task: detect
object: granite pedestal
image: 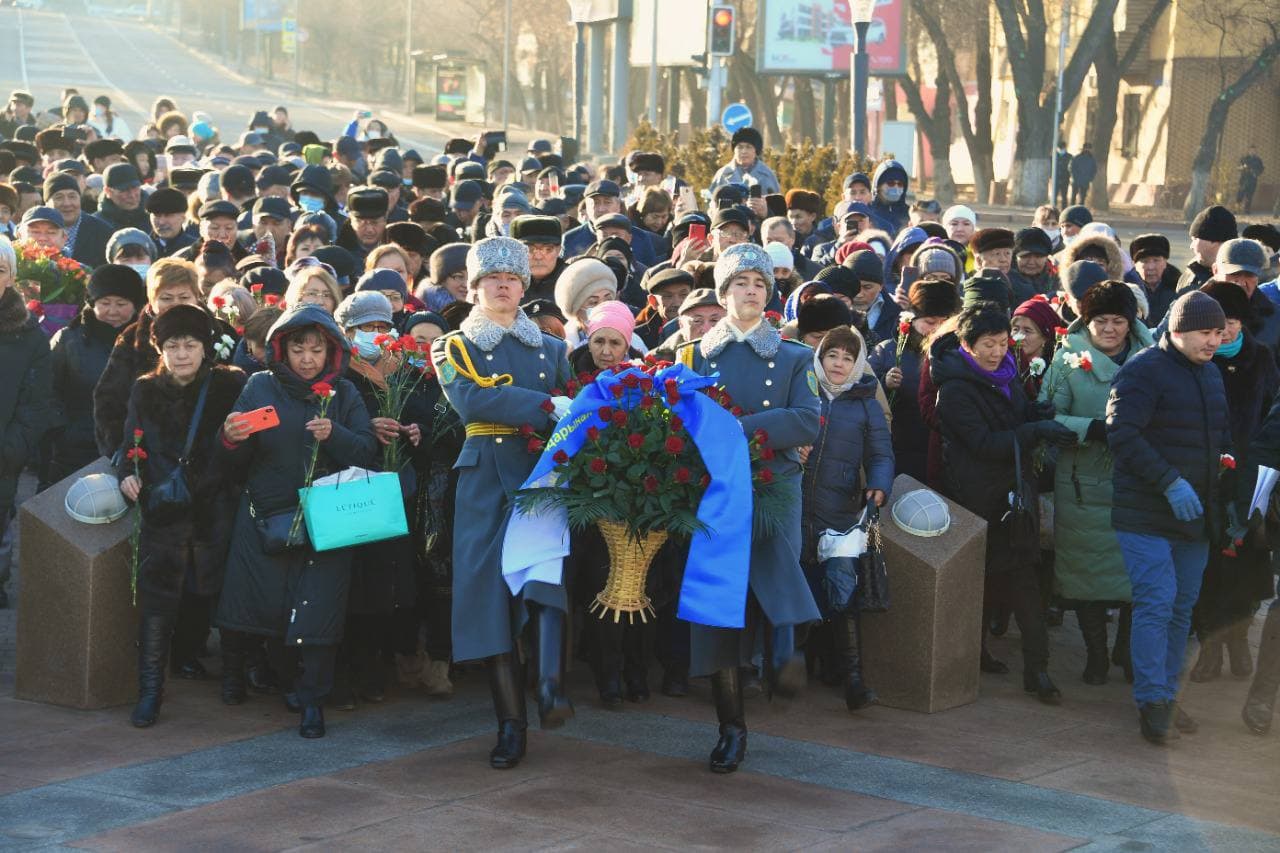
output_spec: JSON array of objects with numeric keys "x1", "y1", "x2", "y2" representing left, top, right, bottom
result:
[
  {"x1": 15, "y1": 458, "x2": 137, "y2": 708},
  {"x1": 860, "y1": 474, "x2": 986, "y2": 713}
]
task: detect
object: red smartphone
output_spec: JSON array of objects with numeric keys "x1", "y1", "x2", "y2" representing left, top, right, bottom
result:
[
  {"x1": 688, "y1": 223, "x2": 707, "y2": 243},
  {"x1": 235, "y1": 406, "x2": 280, "y2": 436}
]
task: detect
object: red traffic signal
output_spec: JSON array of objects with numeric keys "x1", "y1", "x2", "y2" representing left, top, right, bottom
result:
[{"x1": 709, "y1": 5, "x2": 735, "y2": 56}]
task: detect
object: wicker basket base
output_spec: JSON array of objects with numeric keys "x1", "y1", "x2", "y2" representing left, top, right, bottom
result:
[{"x1": 590, "y1": 519, "x2": 669, "y2": 624}]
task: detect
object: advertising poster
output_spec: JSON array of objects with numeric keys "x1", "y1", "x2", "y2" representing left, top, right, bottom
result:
[
  {"x1": 757, "y1": 0, "x2": 907, "y2": 76},
  {"x1": 436, "y1": 67, "x2": 468, "y2": 121}
]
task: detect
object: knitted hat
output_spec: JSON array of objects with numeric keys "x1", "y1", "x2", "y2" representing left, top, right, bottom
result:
[
  {"x1": 714, "y1": 243, "x2": 776, "y2": 301},
  {"x1": 909, "y1": 277, "x2": 960, "y2": 319},
  {"x1": 585, "y1": 300, "x2": 636, "y2": 342},
  {"x1": 151, "y1": 304, "x2": 214, "y2": 357},
  {"x1": 105, "y1": 228, "x2": 157, "y2": 263},
  {"x1": 429, "y1": 243, "x2": 470, "y2": 285},
  {"x1": 1078, "y1": 280, "x2": 1138, "y2": 327},
  {"x1": 843, "y1": 249, "x2": 884, "y2": 285},
  {"x1": 1242, "y1": 223, "x2": 1280, "y2": 254},
  {"x1": 1199, "y1": 280, "x2": 1250, "y2": 322},
  {"x1": 815, "y1": 264, "x2": 860, "y2": 300},
  {"x1": 784, "y1": 189, "x2": 823, "y2": 217},
  {"x1": 403, "y1": 310, "x2": 451, "y2": 336},
  {"x1": 466, "y1": 236, "x2": 529, "y2": 288},
  {"x1": 355, "y1": 268, "x2": 408, "y2": 302},
  {"x1": 1014, "y1": 227, "x2": 1053, "y2": 257},
  {"x1": 1168, "y1": 290, "x2": 1226, "y2": 333},
  {"x1": 1061, "y1": 205, "x2": 1092, "y2": 228},
  {"x1": 336, "y1": 291, "x2": 394, "y2": 330},
  {"x1": 765, "y1": 241, "x2": 794, "y2": 272},
  {"x1": 910, "y1": 242, "x2": 963, "y2": 281},
  {"x1": 970, "y1": 227, "x2": 1015, "y2": 256},
  {"x1": 961, "y1": 270, "x2": 1012, "y2": 312},
  {"x1": 1012, "y1": 298, "x2": 1060, "y2": 341},
  {"x1": 87, "y1": 264, "x2": 145, "y2": 308},
  {"x1": 555, "y1": 257, "x2": 617, "y2": 318},
  {"x1": 1189, "y1": 205, "x2": 1238, "y2": 243},
  {"x1": 1063, "y1": 260, "x2": 1110, "y2": 303},
  {"x1": 43, "y1": 172, "x2": 79, "y2": 199},
  {"x1": 1129, "y1": 233, "x2": 1171, "y2": 262},
  {"x1": 797, "y1": 294, "x2": 853, "y2": 339},
  {"x1": 942, "y1": 205, "x2": 976, "y2": 225}
]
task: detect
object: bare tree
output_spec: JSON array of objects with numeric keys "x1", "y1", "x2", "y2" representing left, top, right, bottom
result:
[{"x1": 898, "y1": 22, "x2": 955, "y2": 202}]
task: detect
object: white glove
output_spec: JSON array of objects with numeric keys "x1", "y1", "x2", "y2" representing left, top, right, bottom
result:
[{"x1": 550, "y1": 395, "x2": 572, "y2": 422}]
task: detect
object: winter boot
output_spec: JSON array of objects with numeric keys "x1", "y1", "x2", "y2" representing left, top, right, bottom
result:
[
  {"x1": 1112, "y1": 605, "x2": 1134, "y2": 683},
  {"x1": 622, "y1": 623, "x2": 650, "y2": 703},
  {"x1": 487, "y1": 653, "x2": 528, "y2": 769},
  {"x1": 709, "y1": 667, "x2": 747, "y2": 773},
  {"x1": 535, "y1": 604, "x2": 574, "y2": 728},
  {"x1": 1226, "y1": 620, "x2": 1254, "y2": 678},
  {"x1": 245, "y1": 639, "x2": 279, "y2": 693},
  {"x1": 1189, "y1": 631, "x2": 1224, "y2": 682},
  {"x1": 220, "y1": 630, "x2": 249, "y2": 705},
  {"x1": 837, "y1": 613, "x2": 878, "y2": 710},
  {"x1": 130, "y1": 614, "x2": 172, "y2": 728},
  {"x1": 1243, "y1": 606, "x2": 1280, "y2": 735},
  {"x1": 1138, "y1": 701, "x2": 1171, "y2": 745},
  {"x1": 980, "y1": 639, "x2": 1009, "y2": 674},
  {"x1": 592, "y1": 618, "x2": 624, "y2": 708},
  {"x1": 1077, "y1": 603, "x2": 1111, "y2": 686}
]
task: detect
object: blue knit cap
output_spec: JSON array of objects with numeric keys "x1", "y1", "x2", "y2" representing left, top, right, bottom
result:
[{"x1": 355, "y1": 267, "x2": 408, "y2": 301}]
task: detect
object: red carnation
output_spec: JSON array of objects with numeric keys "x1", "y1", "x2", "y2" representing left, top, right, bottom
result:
[
  {"x1": 597, "y1": 405, "x2": 614, "y2": 421},
  {"x1": 374, "y1": 333, "x2": 394, "y2": 348},
  {"x1": 264, "y1": 294, "x2": 281, "y2": 307},
  {"x1": 212, "y1": 296, "x2": 226, "y2": 309},
  {"x1": 1220, "y1": 453, "x2": 1237, "y2": 471},
  {"x1": 1054, "y1": 326, "x2": 1068, "y2": 337},
  {"x1": 311, "y1": 381, "x2": 334, "y2": 399},
  {"x1": 587, "y1": 426, "x2": 601, "y2": 441},
  {"x1": 627, "y1": 433, "x2": 645, "y2": 449},
  {"x1": 664, "y1": 435, "x2": 685, "y2": 454},
  {"x1": 589, "y1": 457, "x2": 607, "y2": 474},
  {"x1": 540, "y1": 399, "x2": 555, "y2": 413},
  {"x1": 611, "y1": 410, "x2": 628, "y2": 427},
  {"x1": 133, "y1": 428, "x2": 144, "y2": 440},
  {"x1": 527, "y1": 437, "x2": 544, "y2": 453},
  {"x1": 551, "y1": 387, "x2": 564, "y2": 397},
  {"x1": 518, "y1": 423, "x2": 534, "y2": 437},
  {"x1": 553, "y1": 449, "x2": 570, "y2": 464},
  {"x1": 610, "y1": 384, "x2": 624, "y2": 399},
  {"x1": 758, "y1": 468, "x2": 774, "y2": 484},
  {"x1": 675, "y1": 467, "x2": 691, "y2": 484},
  {"x1": 250, "y1": 283, "x2": 264, "y2": 294},
  {"x1": 897, "y1": 320, "x2": 911, "y2": 336},
  {"x1": 643, "y1": 474, "x2": 659, "y2": 493}
]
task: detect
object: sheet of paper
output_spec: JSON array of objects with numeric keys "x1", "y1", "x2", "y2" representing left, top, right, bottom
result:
[{"x1": 1249, "y1": 466, "x2": 1279, "y2": 517}]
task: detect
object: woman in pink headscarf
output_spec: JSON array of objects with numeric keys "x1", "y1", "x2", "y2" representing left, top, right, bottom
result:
[{"x1": 569, "y1": 300, "x2": 644, "y2": 377}]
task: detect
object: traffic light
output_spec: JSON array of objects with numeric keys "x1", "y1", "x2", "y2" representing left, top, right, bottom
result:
[{"x1": 709, "y1": 5, "x2": 736, "y2": 56}]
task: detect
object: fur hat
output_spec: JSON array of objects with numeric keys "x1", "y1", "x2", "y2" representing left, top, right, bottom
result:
[
  {"x1": 555, "y1": 257, "x2": 617, "y2": 318},
  {"x1": 88, "y1": 264, "x2": 145, "y2": 309},
  {"x1": 815, "y1": 264, "x2": 859, "y2": 300},
  {"x1": 1189, "y1": 205, "x2": 1238, "y2": 244},
  {"x1": 784, "y1": 189, "x2": 823, "y2": 217},
  {"x1": 797, "y1": 294, "x2": 853, "y2": 339},
  {"x1": 1199, "y1": 280, "x2": 1250, "y2": 322},
  {"x1": 1014, "y1": 227, "x2": 1053, "y2": 257},
  {"x1": 730, "y1": 127, "x2": 764, "y2": 154},
  {"x1": 429, "y1": 243, "x2": 470, "y2": 286},
  {"x1": 1063, "y1": 260, "x2": 1110, "y2": 304},
  {"x1": 714, "y1": 243, "x2": 775, "y2": 301},
  {"x1": 151, "y1": 304, "x2": 214, "y2": 357},
  {"x1": 1129, "y1": 233, "x2": 1171, "y2": 262},
  {"x1": 961, "y1": 270, "x2": 1012, "y2": 312},
  {"x1": 1078, "y1": 280, "x2": 1138, "y2": 327},
  {"x1": 909, "y1": 277, "x2": 960, "y2": 319},
  {"x1": 970, "y1": 227, "x2": 1015, "y2": 256},
  {"x1": 466, "y1": 236, "x2": 529, "y2": 288},
  {"x1": 1168, "y1": 290, "x2": 1226, "y2": 333}
]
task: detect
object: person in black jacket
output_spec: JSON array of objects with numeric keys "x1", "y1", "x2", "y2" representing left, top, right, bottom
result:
[
  {"x1": 1069, "y1": 145, "x2": 1097, "y2": 206},
  {"x1": 0, "y1": 238, "x2": 55, "y2": 609},
  {"x1": 43, "y1": 172, "x2": 114, "y2": 269},
  {"x1": 116, "y1": 306, "x2": 246, "y2": 727},
  {"x1": 1243, "y1": 401, "x2": 1280, "y2": 735},
  {"x1": 931, "y1": 303, "x2": 1075, "y2": 703},
  {"x1": 1106, "y1": 291, "x2": 1232, "y2": 744},
  {"x1": 1129, "y1": 234, "x2": 1181, "y2": 328},
  {"x1": 46, "y1": 265, "x2": 144, "y2": 486}
]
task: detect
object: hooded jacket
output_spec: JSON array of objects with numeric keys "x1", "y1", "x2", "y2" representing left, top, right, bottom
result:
[
  {"x1": 1058, "y1": 234, "x2": 1125, "y2": 287},
  {"x1": 869, "y1": 159, "x2": 910, "y2": 236}
]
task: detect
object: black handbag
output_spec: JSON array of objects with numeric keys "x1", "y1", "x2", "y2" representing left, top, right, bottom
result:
[
  {"x1": 143, "y1": 376, "x2": 210, "y2": 526},
  {"x1": 1001, "y1": 436, "x2": 1041, "y2": 566},
  {"x1": 249, "y1": 499, "x2": 308, "y2": 555},
  {"x1": 855, "y1": 503, "x2": 891, "y2": 613}
]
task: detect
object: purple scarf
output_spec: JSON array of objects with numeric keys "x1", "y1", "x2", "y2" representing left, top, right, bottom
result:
[{"x1": 959, "y1": 347, "x2": 1018, "y2": 399}]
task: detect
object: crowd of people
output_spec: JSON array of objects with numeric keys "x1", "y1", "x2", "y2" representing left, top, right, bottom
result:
[{"x1": 1, "y1": 87, "x2": 1279, "y2": 772}]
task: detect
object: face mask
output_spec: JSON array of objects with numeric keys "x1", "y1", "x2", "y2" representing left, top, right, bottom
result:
[
  {"x1": 881, "y1": 186, "x2": 904, "y2": 203},
  {"x1": 95, "y1": 107, "x2": 106, "y2": 118},
  {"x1": 1063, "y1": 232, "x2": 1078, "y2": 248},
  {"x1": 366, "y1": 132, "x2": 384, "y2": 140},
  {"x1": 1042, "y1": 228, "x2": 1061, "y2": 243},
  {"x1": 298, "y1": 194, "x2": 324, "y2": 213},
  {"x1": 352, "y1": 329, "x2": 389, "y2": 361},
  {"x1": 126, "y1": 263, "x2": 150, "y2": 279},
  {"x1": 253, "y1": 126, "x2": 271, "y2": 134}
]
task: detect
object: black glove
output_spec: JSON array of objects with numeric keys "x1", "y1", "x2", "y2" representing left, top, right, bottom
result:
[
  {"x1": 1028, "y1": 400, "x2": 1056, "y2": 422},
  {"x1": 1085, "y1": 419, "x2": 1107, "y2": 443},
  {"x1": 1036, "y1": 420, "x2": 1079, "y2": 447},
  {"x1": 1016, "y1": 421, "x2": 1042, "y2": 446}
]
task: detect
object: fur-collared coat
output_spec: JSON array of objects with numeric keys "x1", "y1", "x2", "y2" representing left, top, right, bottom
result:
[{"x1": 115, "y1": 364, "x2": 246, "y2": 610}]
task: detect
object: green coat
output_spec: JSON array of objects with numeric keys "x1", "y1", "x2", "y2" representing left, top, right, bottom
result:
[{"x1": 1040, "y1": 318, "x2": 1154, "y2": 602}]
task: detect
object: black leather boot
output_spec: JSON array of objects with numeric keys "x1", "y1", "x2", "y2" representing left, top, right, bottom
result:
[
  {"x1": 709, "y1": 667, "x2": 747, "y2": 773},
  {"x1": 131, "y1": 614, "x2": 172, "y2": 728},
  {"x1": 980, "y1": 640, "x2": 1009, "y2": 674},
  {"x1": 246, "y1": 639, "x2": 279, "y2": 694},
  {"x1": 1023, "y1": 669, "x2": 1062, "y2": 705},
  {"x1": 220, "y1": 631, "x2": 248, "y2": 706},
  {"x1": 488, "y1": 653, "x2": 528, "y2": 769},
  {"x1": 1243, "y1": 606, "x2": 1280, "y2": 735},
  {"x1": 592, "y1": 618, "x2": 624, "y2": 708},
  {"x1": 1077, "y1": 603, "x2": 1110, "y2": 686},
  {"x1": 1226, "y1": 621, "x2": 1254, "y2": 678},
  {"x1": 837, "y1": 613, "x2": 878, "y2": 711},
  {"x1": 1138, "y1": 701, "x2": 1171, "y2": 745},
  {"x1": 1190, "y1": 631, "x2": 1224, "y2": 682},
  {"x1": 622, "y1": 624, "x2": 650, "y2": 703},
  {"x1": 1112, "y1": 605, "x2": 1134, "y2": 683},
  {"x1": 299, "y1": 704, "x2": 325, "y2": 738},
  {"x1": 535, "y1": 605, "x2": 574, "y2": 728}
]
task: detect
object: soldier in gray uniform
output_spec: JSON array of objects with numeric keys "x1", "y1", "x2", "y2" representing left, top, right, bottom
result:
[
  {"x1": 676, "y1": 243, "x2": 822, "y2": 773},
  {"x1": 431, "y1": 237, "x2": 573, "y2": 769}
]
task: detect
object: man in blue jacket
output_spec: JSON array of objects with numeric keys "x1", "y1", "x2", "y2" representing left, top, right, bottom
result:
[
  {"x1": 1106, "y1": 291, "x2": 1231, "y2": 745},
  {"x1": 868, "y1": 159, "x2": 910, "y2": 236}
]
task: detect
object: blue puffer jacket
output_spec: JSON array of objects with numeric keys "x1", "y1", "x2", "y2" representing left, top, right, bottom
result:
[
  {"x1": 801, "y1": 372, "x2": 895, "y2": 562},
  {"x1": 1106, "y1": 332, "x2": 1231, "y2": 541}
]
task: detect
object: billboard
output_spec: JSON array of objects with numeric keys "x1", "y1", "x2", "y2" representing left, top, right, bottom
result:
[
  {"x1": 241, "y1": 0, "x2": 288, "y2": 31},
  {"x1": 756, "y1": 0, "x2": 908, "y2": 76},
  {"x1": 628, "y1": 0, "x2": 708, "y2": 68}
]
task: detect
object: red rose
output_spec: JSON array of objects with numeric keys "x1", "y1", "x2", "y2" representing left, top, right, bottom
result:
[
  {"x1": 628, "y1": 433, "x2": 645, "y2": 449},
  {"x1": 643, "y1": 474, "x2": 659, "y2": 493},
  {"x1": 621, "y1": 373, "x2": 640, "y2": 388},
  {"x1": 587, "y1": 426, "x2": 601, "y2": 441},
  {"x1": 639, "y1": 377, "x2": 653, "y2": 392},
  {"x1": 731, "y1": 406, "x2": 743, "y2": 417},
  {"x1": 566, "y1": 380, "x2": 580, "y2": 396},
  {"x1": 553, "y1": 449, "x2": 570, "y2": 464},
  {"x1": 527, "y1": 437, "x2": 544, "y2": 453},
  {"x1": 664, "y1": 435, "x2": 684, "y2": 454},
  {"x1": 597, "y1": 406, "x2": 614, "y2": 421},
  {"x1": 759, "y1": 468, "x2": 774, "y2": 484},
  {"x1": 551, "y1": 387, "x2": 564, "y2": 397},
  {"x1": 754, "y1": 429, "x2": 769, "y2": 445},
  {"x1": 699, "y1": 473, "x2": 711, "y2": 488},
  {"x1": 250, "y1": 283, "x2": 264, "y2": 294},
  {"x1": 540, "y1": 399, "x2": 555, "y2": 413},
  {"x1": 640, "y1": 395, "x2": 655, "y2": 410},
  {"x1": 589, "y1": 458, "x2": 607, "y2": 474},
  {"x1": 611, "y1": 410, "x2": 628, "y2": 427},
  {"x1": 610, "y1": 384, "x2": 625, "y2": 399},
  {"x1": 212, "y1": 296, "x2": 226, "y2": 309},
  {"x1": 578, "y1": 372, "x2": 595, "y2": 385},
  {"x1": 761, "y1": 447, "x2": 775, "y2": 460},
  {"x1": 518, "y1": 423, "x2": 534, "y2": 437},
  {"x1": 664, "y1": 378, "x2": 678, "y2": 393},
  {"x1": 675, "y1": 467, "x2": 691, "y2": 484},
  {"x1": 670, "y1": 415, "x2": 683, "y2": 431},
  {"x1": 133, "y1": 428, "x2": 144, "y2": 440}
]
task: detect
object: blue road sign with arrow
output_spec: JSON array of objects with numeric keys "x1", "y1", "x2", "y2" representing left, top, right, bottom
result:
[{"x1": 721, "y1": 103, "x2": 753, "y2": 135}]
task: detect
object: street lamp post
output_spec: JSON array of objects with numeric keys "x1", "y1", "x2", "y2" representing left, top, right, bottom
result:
[
  {"x1": 850, "y1": 0, "x2": 875, "y2": 157},
  {"x1": 568, "y1": 0, "x2": 593, "y2": 147}
]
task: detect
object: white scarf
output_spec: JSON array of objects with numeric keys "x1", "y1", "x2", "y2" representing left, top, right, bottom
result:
[{"x1": 813, "y1": 327, "x2": 868, "y2": 399}]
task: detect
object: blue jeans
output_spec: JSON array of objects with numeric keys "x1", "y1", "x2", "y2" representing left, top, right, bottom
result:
[{"x1": 1116, "y1": 531, "x2": 1209, "y2": 705}]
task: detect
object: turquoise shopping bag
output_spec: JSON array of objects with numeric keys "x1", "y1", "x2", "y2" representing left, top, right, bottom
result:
[{"x1": 299, "y1": 468, "x2": 408, "y2": 551}]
